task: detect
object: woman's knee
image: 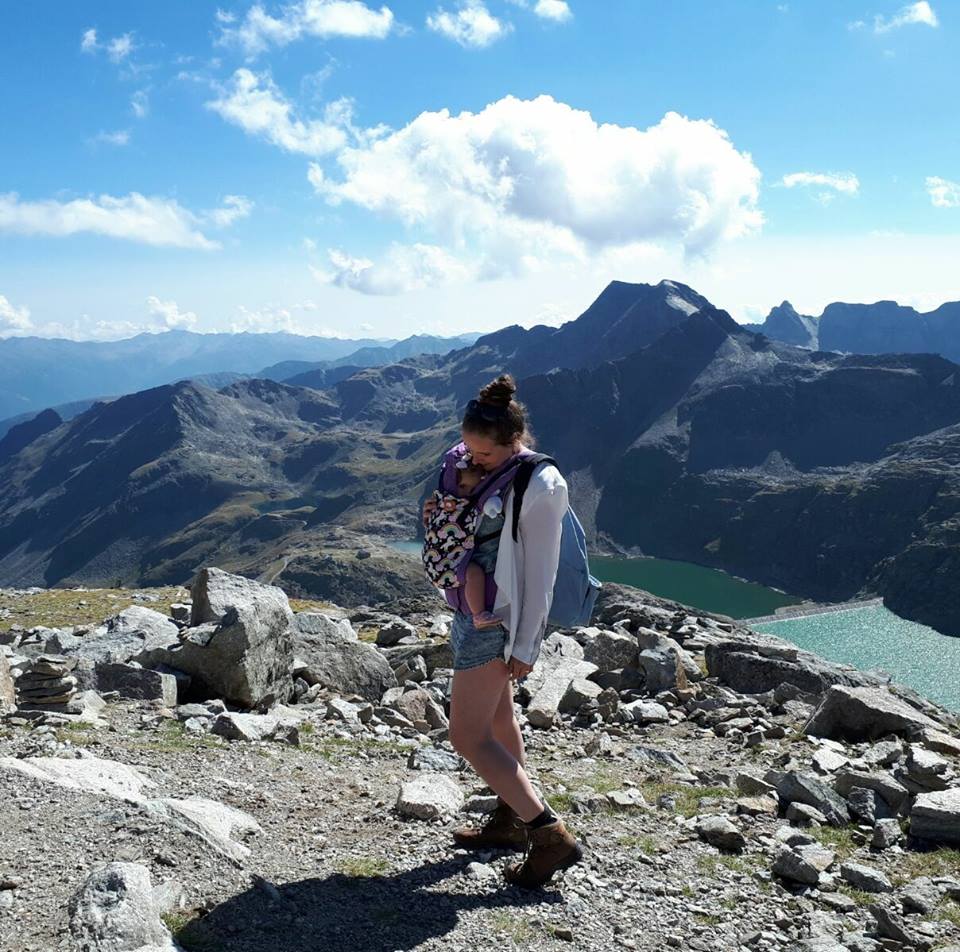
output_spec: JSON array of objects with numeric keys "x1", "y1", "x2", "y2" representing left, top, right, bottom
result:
[{"x1": 449, "y1": 721, "x2": 493, "y2": 757}]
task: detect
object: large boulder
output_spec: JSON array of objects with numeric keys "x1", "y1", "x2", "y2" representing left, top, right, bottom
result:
[
  {"x1": 49, "y1": 607, "x2": 180, "y2": 666},
  {"x1": 68, "y1": 862, "x2": 178, "y2": 952},
  {"x1": 290, "y1": 611, "x2": 396, "y2": 702},
  {"x1": 0, "y1": 652, "x2": 15, "y2": 712},
  {"x1": 143, "y1": 568, "x2": 295, "y2": 708},
  {"x1": 804, "y1": 685, "x2": 944, "y2": 742},
  {"x1": 909, "y1": 788, "x2": 960, "y2": 846},
  {"x1": 705, "y1": 637, "x2": 884, "y2": 696}
]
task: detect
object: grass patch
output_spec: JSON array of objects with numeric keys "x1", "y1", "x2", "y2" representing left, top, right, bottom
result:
[
  {"x1": 639, "y1": 782, "x2": 733, "y2": 818},
  {"x1": 301, "y1": 734, "x2": 407, "y2": 763},
  {"x1": 837, "y1": 883, "x2": 877, "y2": 908},
  {"x1": 335, "y1": 855, "x2": 390, "y2": 878},
  {"x1": 696, "y1": 853, "x2": 759, "y2": 875},
  {"x1": 890, "y1": 845, "x2": 960, "y2": 885},
  {"x1": 489, "y1": 910, "x2": 537, "y2": 945},
  {"x1": 692, "y1": 911, "x2": 723, "y2": 926},
  {"x1": 135, "y1": 720, "x2": 221, "y2": 753},
  {"x1": 936, "y1": 897, "x2": 960, "y2": 928},
  {"x1": 0, "y1": 585, "x2": 187, "y2": 634},
  {"x1": 617, "y1": 833, "x2": 662, "y2": 854},
  {"x1": 806, "y1": 824, "x2": 860, "y2": 862}
]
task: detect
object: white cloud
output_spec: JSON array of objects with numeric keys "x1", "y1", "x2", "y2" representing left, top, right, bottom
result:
[
  {"x1": 926, "y1": 175, "x2": 960, "y2": 208},
  {"x1": 131, "y1": 89, "x2": 150, "y2": 118},
  {"x1": 218, "y1": 0, "x2": 395, "y2": 57},
  {"x1": 146, "y1": 295, "x2": 199, "y2": 329},
  {"x1": 0, "y1": 294, "x2": 33, "y2": 336},
  {"x1": 307, "y1": 95, "x2": 763, "y2": 293},
  {"x1": 781, "y1": 171, "x2": 859, "y2": 204},
  {"x1": 533, "y1": 0, "x2": 571, "y2": 22},
  {"x1": 90, "y1": 129, "x2": 131, "y2": 147},
  {"x1": 427, "y1": 1, "x2": 511, "y2": 47},
  {"x1": 205, "y1": 194, "x2": 255, "y2": 227},
  {"x1": 0, "y1": 191, "x2": 250, "y2": 250},
  {"x1": 206, "y1": 68, "x2": 348, "y2": 156},
  {"x1": 80, "y1": 27, "x2": 137, "y2": 61},
  {"x1": 107, "y1": 33, "x2": 135, "y2": 62},
  {"x1": 873, "y1": 1, "x2": 938, "y2": 32},
  {"x1": 316, "y1": 243, "x2": 477, "y2": 294},
  {"x1": 229, "y1": 302, "x2": 348, "y2": 335}
]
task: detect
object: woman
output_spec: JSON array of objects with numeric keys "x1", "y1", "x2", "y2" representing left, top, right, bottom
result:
[{"x1": 421, "y1": 372, "x2": 584, "y2": 889}]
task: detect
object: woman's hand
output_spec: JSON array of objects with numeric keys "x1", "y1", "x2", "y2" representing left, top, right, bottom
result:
[
  {"x1": 507, "y1": 656, "x2": 533, "y2": 682},
  {"x1": 422, "y1": 497, "x2": 437, "y2": 527}
]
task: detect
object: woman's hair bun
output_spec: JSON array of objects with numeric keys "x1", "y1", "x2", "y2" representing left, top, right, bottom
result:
[{"x1": 478, "y1": 373, "x2": 517, "y2": 408}]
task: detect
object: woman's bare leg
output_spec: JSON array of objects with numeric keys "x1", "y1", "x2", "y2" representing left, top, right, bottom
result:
[
  {"x1": 491, "y1": 677, "x2": 525, "y2": 768},
  {"x1": 449, "y1": 658, "x2": 543, "y2": 823}
]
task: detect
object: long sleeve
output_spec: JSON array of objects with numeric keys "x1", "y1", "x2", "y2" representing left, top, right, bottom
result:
[{"x1": 509, "y1": 473, "x2": 568, "y2": 666}]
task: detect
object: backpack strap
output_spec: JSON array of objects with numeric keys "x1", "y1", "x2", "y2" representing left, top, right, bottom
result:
[{"x1": 510, "y1": 454, "x2": 559, "y2": 542}]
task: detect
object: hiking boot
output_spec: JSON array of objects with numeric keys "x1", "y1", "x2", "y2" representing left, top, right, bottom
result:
[
  {"x1": 503, "y1": 818, "x2": 583, "y2": 889},
  {"x1": 452, "y1": 799, "x2": 528, "y2": 851}
]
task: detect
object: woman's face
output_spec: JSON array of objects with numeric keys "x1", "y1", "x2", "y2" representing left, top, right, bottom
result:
[{"x1": 462, "y1": 430, "x2": 519, "y2": 472}]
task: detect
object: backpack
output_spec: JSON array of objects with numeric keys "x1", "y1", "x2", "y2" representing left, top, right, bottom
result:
[
  {"x1": 510, "y1": 453, "x2": 603, "y2": 629},
  {"x1": 422, "y1": 442, "x2": 602, "y2": 626}
]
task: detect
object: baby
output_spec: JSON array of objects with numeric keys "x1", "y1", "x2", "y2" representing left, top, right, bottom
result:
[{"x1": 455, "y1": 463, "x2": 504, "y2": 630}]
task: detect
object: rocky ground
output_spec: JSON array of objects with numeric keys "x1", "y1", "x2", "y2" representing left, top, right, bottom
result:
[{"x1": 1, "y1": 573, "x2": 959, "y2": 952}]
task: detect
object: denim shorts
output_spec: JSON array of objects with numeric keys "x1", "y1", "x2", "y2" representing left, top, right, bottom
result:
[{"x1": 450, "y1": 609, "x2": 507, "y2": 671}]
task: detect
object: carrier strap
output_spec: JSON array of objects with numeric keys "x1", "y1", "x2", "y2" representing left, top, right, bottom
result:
[{"x1": 510, "y1": 454, "x2": 559, "y2": 543}]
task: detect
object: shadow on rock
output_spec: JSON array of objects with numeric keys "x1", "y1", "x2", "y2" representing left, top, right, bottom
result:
[{"x1": 177, "y1": 856, "x2": 560, "y2": 952}]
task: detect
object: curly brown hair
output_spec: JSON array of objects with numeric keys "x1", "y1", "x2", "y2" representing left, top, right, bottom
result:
[{"x1": 462, "y1": 372, "x2": 537, "y2": 448}]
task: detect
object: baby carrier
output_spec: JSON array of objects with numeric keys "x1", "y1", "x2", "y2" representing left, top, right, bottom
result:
[{"x1": 422, "y1": 441, "x2": 602, "y2": 627}]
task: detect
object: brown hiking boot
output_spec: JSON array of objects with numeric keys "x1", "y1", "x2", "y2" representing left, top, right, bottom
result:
[
  {"x1": 452, "y1": 799, "x2": 528, "y2": 851},
  {"x1": 503, "y1": 818, "x2": 583, "y2": 889}
]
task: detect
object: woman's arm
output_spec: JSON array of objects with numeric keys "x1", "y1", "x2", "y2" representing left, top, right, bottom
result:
[{"x1": 509, "y1": 471, "x2": 568, "y2": 666}]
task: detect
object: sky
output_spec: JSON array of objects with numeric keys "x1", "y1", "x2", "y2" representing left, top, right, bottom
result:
[{"x1": 1, "y1": 0, "x2": 958, "y2": 341}]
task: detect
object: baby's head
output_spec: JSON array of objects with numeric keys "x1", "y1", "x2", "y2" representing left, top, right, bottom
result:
[{"x1": 457, "y1": 463, "x2": 485, "y2": 494}]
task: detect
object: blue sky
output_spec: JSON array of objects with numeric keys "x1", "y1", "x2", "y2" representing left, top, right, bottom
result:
[{"x1": 1, "y1": 0, "x2": 958, "y2": 341}]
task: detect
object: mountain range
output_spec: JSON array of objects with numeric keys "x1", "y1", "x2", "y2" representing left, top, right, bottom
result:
[
  {"x1": 0, "y1": 329, "x2": 480, "y2": 429},
  {"x1": 1, "y1": 279, "x2": 959, "y2": 640},
  {"x1": 744, "y1": 298, "x2": 960, "y2": 361}
]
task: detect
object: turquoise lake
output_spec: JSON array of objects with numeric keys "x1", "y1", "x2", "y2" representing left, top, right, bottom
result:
[{"x1": 394, "y1": 539, "x2": 960, "y2": 712}]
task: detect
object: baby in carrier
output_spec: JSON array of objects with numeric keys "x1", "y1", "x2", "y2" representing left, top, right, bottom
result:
[{"x1": 454, "y1": 462, "x2": 505, "y2": 630}]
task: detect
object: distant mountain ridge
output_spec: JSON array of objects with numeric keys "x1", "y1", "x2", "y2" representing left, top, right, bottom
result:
[
  {"x1": 2, "y1": 278, "x2": 959, "y2": 641},
  {"x1": 0, "y1": 331, "x2": 479, "y2": 432},
  {"x1": 743, "y1": 297, "x2": 960, "y2": 361}
]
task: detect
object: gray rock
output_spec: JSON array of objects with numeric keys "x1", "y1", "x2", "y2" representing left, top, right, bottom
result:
[
  {"x1": 867, "y1": 902, "x2": 933, "y2": 950},
  {"x1": 0, "y1": 652, "x2": 15, "y2": 712},
  {"x1": 376, "y1": 618, "x2": 418, "y2": 647},
  {"x1": 54, "y1": 607, "x2": 180, "y2": 666},
  {"x1": 839, "y1": 862, "x2": 893, "y2": 893},
  {"x1": 870, "y1": 818, "x2": 902, "y2": 850},
  {"x1": 786, "y1": 802, "x2": 829, "y2": 826},
  {"x1": 292, "y1": 616, "x2": 396, "y2": 703},
  {"x1": 526, "y1": 656, "x2": 599, "y2": 729},
  {"x1": 387, "y1": 687, "x2": 448, "y2": 731},
  {"x1": 775, "y1": 771, "x2": 851, "y2": 827},
  {"x1": 407, "y1": 747, "x2": 464, "y2": 772},
  {"x1": 706, "y1": 636, "x2": 884, "y2": 696},
  {"x1": 559, "y1": 678, "x2": 603, "y2": 712},
  {"x1": 144, "y1": 568, "x2": 295, "y2": 708},
  {"x1": 834, "y1": 768, "x2": 909, "y2": 815},
  {"x1": 695, "y1": 815, "x2": 746, "y2": 851},
  {"x1": 94, "y1": 663, "x2": 178, "y2": 706},
  {"x1": 68, "y1": 862, "x2": 177, "y2": 952},
  {"x1": 621, "y1": 699, "x2": 671, "y2": 725},
  {"x1": 637, "y1": 636, "x2": 699, "y2": 693},
  {"x1": 804, "y1": 684, "x2": 943, "y2": 742},
  {"x1": 909, "y1": 788, "x2": 960, "y2": 845},
  {"x1": 772, "y1": 843, "x2": 835, "y2": 885},
  {"x1": 579, "y1": 628, "x2": 638, "y2": 672},
  {"x1": 212, "y1": 711, "x2": 299, "y2": 744},
  {"x1": 395, "y1": 773, "x2": 464, "y2": 820},
  {"x1": 627, "y1": 745, "x2": 688, "y2": 772}
]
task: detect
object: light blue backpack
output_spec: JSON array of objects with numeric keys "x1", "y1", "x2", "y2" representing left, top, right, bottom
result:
[{"x1": 510, "y1": 453, "x2": 602, "y2": 628}]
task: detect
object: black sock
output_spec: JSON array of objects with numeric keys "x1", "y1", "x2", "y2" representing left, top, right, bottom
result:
[{"x1": 525, "y1": 804, "x2": 558, "y2": 829}]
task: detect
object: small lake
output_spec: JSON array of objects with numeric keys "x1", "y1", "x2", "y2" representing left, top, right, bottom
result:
[{"x1": 392, "y1": 540, "x2": 960, "y2": 712}]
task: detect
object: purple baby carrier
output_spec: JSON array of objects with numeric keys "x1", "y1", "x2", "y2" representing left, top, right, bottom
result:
[{"x1": 422, "y1": 440, "x2": 530, "y2": 615}]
